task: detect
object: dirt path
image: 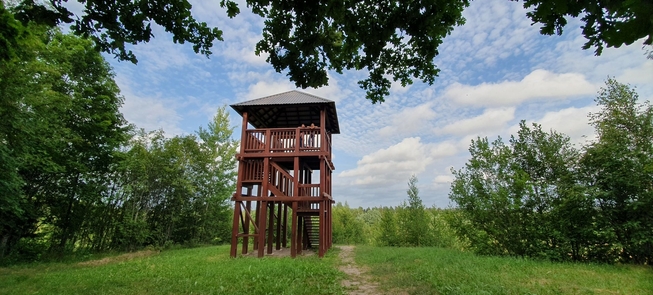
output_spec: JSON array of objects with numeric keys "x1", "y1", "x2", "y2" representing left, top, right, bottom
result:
[{"x1": 337, "y1": 246, "x2": 379, "y2": 295}]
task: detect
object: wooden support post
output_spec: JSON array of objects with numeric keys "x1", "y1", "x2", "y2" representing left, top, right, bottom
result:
[
  {"x1": 240, "y1": 112, "x2": 248, "y2": 154},
  {"x1": 267, "y1": 201, "x2": 275, "y2": 254},
  {"x1": 264, "y1": 129, "x2": 271, "y2": 153},
  {"x1": 291, "y1": 202, "x2": 297, "y2": 257},
  {"x1": 253, "y1": 199, "x2": 260, "y2": 251},
  {"x1": 275, "y1": 201, "x2": 282, "y2": 250},
  {"x1": 329, "y1": 201, "x2": 333, "y2": 249},
  {"x1": 257, "y1": 200, "x2": 267, "y2": 258},
  {"x1": 258, "y1": 157, "x2": 270, "y2": 257},
  {"x1": 295, "y1": 127, "x2": 300, "y2": 153},
  {"x1": 325, "y1": 203, "x2": 329, "y2": 251},
  {"x1": 297, "y1": 215, "x2": 303, "y2": 254},
  {"x1": 241, "y1": 201, "x2": 252, "y2": 254},
  {"x1": 319, "y1": 201, "x2": 325, "y2": 257},
  {"x1": 282, "y1": 203, "x2": 288, "y2": 248},
  {"x1": 242, "y1": 199, "x2": 251, "y2": 254},
  {"x1": 319, "y1": 158, "x2": 326, "y2": 257},
  {"x1": 320, "y1": 108, "x2": 326, "y2": 152},
  {"x1": 230, "y1": 201, "x2": 241, "y2": 257}
]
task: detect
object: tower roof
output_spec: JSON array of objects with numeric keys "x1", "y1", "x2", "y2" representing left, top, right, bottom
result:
[{"x1": 231, "y1": 90, "x2": 340, "y2": 134}]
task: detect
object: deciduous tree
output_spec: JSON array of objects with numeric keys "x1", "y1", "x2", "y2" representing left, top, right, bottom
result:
[
  {"x1": 398, "y1": 175, "x2": 430, "y2": 246},
  {"x1": 450, "y1": 122, "x2": 586, "y2": 259},
  {"x1": 581, "y1": 79, "x2": 653, "y2": 264}
]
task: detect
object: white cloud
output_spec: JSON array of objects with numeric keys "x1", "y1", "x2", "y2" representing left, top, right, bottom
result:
[
  {"x1": 338, "y1": 138, "x2": 458, "y2": 188},
  {"x1": 510, "y1": 105, "x2": 599, "y2": 145},
  {"x1": 338, "y1": 137, "x2": 433, "y2": 186},
  {"x1": 302, "y1": 75, "x2": 351, "y2": 103},
  {"x1": 435, "y1": 0, "x2": 542, "y2": 77},
  {"x1": 121, "y1": 94, "x2": 183, "y2": 135},
  {"x1": 430, "y1": 141, "x2": 459, "y2": 158},
  {"x1": 390, "y1": 79, "x2": 413, "y2": 94},
  {"x1": 135, "y1": 38, "x2": 191, "y2": 71},
  {"x1": 378, "y1": 103, "x2": 437, "y2": 138},
  {"x1": 115, "y1": 77, "x2": 183, "y2": 135},
  {"x1": 616, "y1": 61, "x2": 653, "y2": 88},
  {"x1": 244, "y1": 80, "x2": 295, "y2": 100},
  {"x1": 443, "y1": 70, "x2": 597, "y2": 107},
  {"x1": 433, "y1": 174, "x2": 455, "y2": 185},
  {"x1": 436, "y1": 107, "x2": 515, "y2": 136}
]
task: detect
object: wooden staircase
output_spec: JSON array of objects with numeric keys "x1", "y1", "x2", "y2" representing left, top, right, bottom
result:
[
  {"x1": 269, "y1": 162, "x2": 294, "y2": 197},
  {"x1": 303, "y1": 216, "x2": 320, "y2": 249}
]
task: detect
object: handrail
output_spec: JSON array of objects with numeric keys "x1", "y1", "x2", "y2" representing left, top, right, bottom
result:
[
  {"x1": 242, "y1": 127, "x2": 327, "y2": 154},
  {"x1": 298, "y1": 183, "x2": 320, "y2": 197},
  {"x1": 269, "y1": 162, "x2": 294, "y2": 197}
]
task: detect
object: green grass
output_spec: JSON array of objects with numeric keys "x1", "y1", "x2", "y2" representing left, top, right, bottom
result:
[
  {"x1": 0, "y1": 245, "x2": 345, "y2": 295},
  {"x1": 355, "y1": 245, "x2": 653, "y2": 295},
  {"x1": 3, "y1": 245, "x2": 652, "y2": 295}
]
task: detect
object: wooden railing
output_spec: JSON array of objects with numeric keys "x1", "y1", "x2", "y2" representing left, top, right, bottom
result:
[
  {"x1": 269, "y1": 162, "x2": 294, "y2": 197},
  {"x1": 243, "y1": 130, "x2": 266, "y2": 152},
  {"x1": 241, "y1": 159, "x2": 264, "y2": 182},
  {"x1": 298, "y1": 201, "x2": 321, "y2": 211},
  {"x1": 243, "y1": 128, "x2": 331, "y2": 154},
  {"x1": 299, "y1": 129, "x2": 321, "y2": 152},
  {"x1": 299, "y1": 184, "x2": 320, "y2": 197}
]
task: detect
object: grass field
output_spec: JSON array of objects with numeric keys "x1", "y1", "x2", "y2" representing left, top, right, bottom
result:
[
  {"x1": 355, "y1": 246, "x2": 653, "y2": 295},
  {"x1": 1, "y1": 245, "x2": 651, "y2": 295},
  {"x1": 0, "y1": 246, "x2": 344, "y2": 295}
]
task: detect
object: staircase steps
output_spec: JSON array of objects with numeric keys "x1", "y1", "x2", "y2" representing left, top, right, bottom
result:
[{"x1": 303, "y1": 216, "x2": 320, "y2": 249}]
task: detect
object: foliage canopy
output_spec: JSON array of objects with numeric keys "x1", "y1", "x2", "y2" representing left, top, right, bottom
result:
[
  {"x1": 0, "y1": 19, "x2": 239, "y2": 262},
  {"x1": 8, "y1": 0, "x2": 649, "y2": 103},
  {"x1": 450, "y1": 79, "x2": 652, "y2": 264}
]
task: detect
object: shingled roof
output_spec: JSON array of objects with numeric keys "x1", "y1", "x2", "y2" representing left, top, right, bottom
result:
[{"x1": 231, "y1": 90, "x2": 340, "y2": 134}]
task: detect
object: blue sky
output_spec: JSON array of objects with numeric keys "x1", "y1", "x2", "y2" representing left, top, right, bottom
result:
[{"x1": 90, "y1": 0, "x2": 652, "y2": 208}]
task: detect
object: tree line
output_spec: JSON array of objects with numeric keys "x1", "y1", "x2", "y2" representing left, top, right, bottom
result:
[
  {"x1": 332, "y1": 79, "x2": 652, "y2": 265},
  {"x1": 331, "y1": 176, "x2": 465, "y2": 250},
  {"x1": 0, "y1": 15, "x2": 238, "y2": 264}
]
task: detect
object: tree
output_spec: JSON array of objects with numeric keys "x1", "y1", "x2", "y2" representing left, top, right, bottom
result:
[
  {"x1": 332, "y1": 202, "x2": 364, "y2": 244},
  {"x1": 108, "y1": 108, "x2": 237, "y2": 250},
  {"x1": 377, "y1": 207, "x2": 399, "y2": 247},
  {"x1": 7, "y1": 0, "x2": 650, "y2": 103},
  {"x1": 581, "y1": 79, "x2": 653, "y2": 264},
  {"x1": 0, "y1": 6, "x2": 33, "y2": 258},
  {"x1": 509, "y1": 121, "x2": 592, "y2": 261},
  {"x1": 0, "y1": 23, "x2": 129, "y2": 257},
  {"x1": 0, "y1": 13, "x2": 240, "y2": 261},
  {"x1": 10, "y1": 0, "x2": 469, "y2": 103},
  {"x1": 397, "y1": 175, "x2": 431, "y2": 246},
  {"x1": 450, "y1": 122, "x2": 587, "y2": 260},
  {"x1": 450, "y1": 136, "x2": 528, "y2": 256},
  {"x1": 193, "y1": 107, "x2": 238, "y2": 243},
  {"x1": 521, "y1": 0, "x2": 653, "y2": 55},
  {"x1": 0, "y1": 2, "x2": 22, "y2": 61},
  {"x1": 21, "y1": 30, "x2": 129, "y2": 253}
]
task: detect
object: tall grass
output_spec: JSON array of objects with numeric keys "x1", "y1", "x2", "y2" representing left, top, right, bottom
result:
[
  {"x1": 0, "y1": 245, "x2": 345, "y2": 295},
  {"x1": 355, "y1": 246, "x2": 653, "y2": 295}
]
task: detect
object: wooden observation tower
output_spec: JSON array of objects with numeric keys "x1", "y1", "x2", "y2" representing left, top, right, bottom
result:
[{"x1": 229, "y1": 91, "x2": 339, "y2": 258}]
